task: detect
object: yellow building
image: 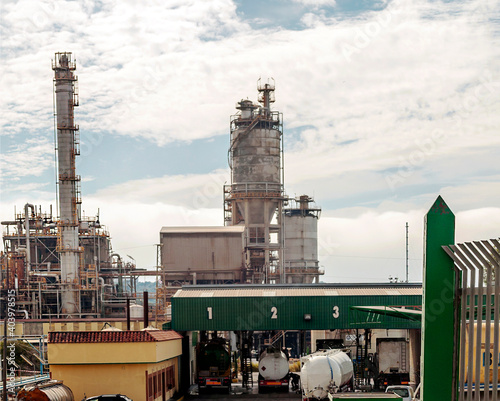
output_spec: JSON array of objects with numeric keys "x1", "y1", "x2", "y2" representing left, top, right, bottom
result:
[{"x1": 48, "y1": 330, "x2": 183, "y2": 401}]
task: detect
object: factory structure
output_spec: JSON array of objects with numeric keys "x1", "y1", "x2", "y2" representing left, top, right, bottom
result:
[
  {"x1": 159, "y1": 80, "x2": 324, "y2": 289},
  {"x1": 0, "y1": 53, "x2": 138, "y2": 319},
  {"x1": 2, "y1": 52, "x2": 462, "y2": 401},
  {"x1": 1, "y1": 54, "x2": 324, "y2": 321}
]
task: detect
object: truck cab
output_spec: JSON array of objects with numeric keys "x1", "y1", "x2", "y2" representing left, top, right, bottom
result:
[{"x1": 385, "y1": 385, "x2": 415, "y2": 401}]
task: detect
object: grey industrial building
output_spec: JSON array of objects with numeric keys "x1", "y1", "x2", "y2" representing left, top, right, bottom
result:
[{"x1": 158, "y1": 81, "x2": 324, "y2": 288}]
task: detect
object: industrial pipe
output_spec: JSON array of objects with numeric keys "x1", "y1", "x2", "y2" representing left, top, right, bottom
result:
[
  {"x1": 24, "y1": 203, "x2": 34, "y2": 273},
  {"x1": 126, "y1": 298, "x2": 130, "y2": 331},
  {"x1": 143, "y1": 291, "x2": 149, "y2": 328},
  {"x1": 111, "y1": 253, "x2": 123, "y2": 295}
]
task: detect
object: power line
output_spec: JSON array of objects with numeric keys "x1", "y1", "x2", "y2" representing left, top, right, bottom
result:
[{"x1": 323, "y1": 254, "x2": 422, "y2": 261}]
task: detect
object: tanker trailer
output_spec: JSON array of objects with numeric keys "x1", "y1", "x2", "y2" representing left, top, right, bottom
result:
[
  {"x1": 196, "y1": 337, "x2": 231, "y2": 394},
  {"x1": 17, "y1": 380, "x2": 74, "y2": 401},
  {"x1": 258, "y1": 347, "x2": 290, "y2": 393},
  {"x1": 301, "y1": 349, "x2": 353, "y2": 400}
]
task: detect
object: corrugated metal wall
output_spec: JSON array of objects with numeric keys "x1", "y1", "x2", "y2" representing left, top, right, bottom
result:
[
  {"x1": 171, "y1": 294, "x2": 421, "y2": 331},
  {"x1": 160, "y1": 232, "x2": 244, "y2": 282}
]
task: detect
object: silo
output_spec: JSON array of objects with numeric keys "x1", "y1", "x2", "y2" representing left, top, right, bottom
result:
[
  {"x1": 225, "y1": 80, "x2": 285, "y2": 283},
  {"x1": 284, "y1": 195, "x2": 322, "y2": 283}
]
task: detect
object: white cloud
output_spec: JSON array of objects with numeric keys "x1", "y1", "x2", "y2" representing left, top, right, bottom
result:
[
  {"x1": 91, "y1": 169, "x2": 230, "y2": 210},
  {"x1": 293, "y1": 0, "x2": 336, "y2": 5},
  {"x1": 0, "y1": 137, "x2": 54, "y2": 184},
  {"x1": 2, "y1": 0, "x2": 498, "y2": 148},
  {"x1": 1, "y1": 0, "x2": 499, "y2": 281},
  {"x1": 82, "y1": 198, "x2": 222, "y2": 269},
  {"x1": 319, "y1": 204, "x2": 500, "y2": 283}
]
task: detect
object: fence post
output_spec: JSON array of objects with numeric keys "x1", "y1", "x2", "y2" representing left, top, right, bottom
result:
[{"x1": 421, "y1": 195, "x2": 456, "y2": 401}]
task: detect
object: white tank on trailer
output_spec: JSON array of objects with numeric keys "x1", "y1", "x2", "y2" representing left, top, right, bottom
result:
[
  {"x1": 301, "y1": 349, "x2": 353, "y2": 400},
  {"x1": 258, "y1": 347, "x2": 289, "y2": 380}
]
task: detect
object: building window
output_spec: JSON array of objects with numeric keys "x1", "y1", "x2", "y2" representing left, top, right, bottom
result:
[
  {"x1": 147, "y1": 373, "x2": 153, "y2": 401},
  {"x1": 147, "y1": 365, "x2": 175, "y2": 400},
  {"x1": 167, "y1": 366, "x2": 175, "y2": 390}
]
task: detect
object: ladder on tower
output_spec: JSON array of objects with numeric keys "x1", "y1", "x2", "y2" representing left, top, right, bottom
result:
[
  {"x1": 400, "y1": 341, "x2": 407, "y2": 372},
  {"x1": 268, "y1": 330, "x2": 285, "y2": 347},
  {"x1": 354, "y1": 331, "x2": 367, "y2": 387},
  {"x1": 240, "y1": 333, "x2": 254, "y2": 389},
  {"x1": 241, "y1": 351, "x2": 253, "y2": 389}
]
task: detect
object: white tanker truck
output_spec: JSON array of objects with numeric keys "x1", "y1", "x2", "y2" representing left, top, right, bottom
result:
[
  {"x1": 301, "y1": 349, "x2": 354, "y2": 400},
  {"x1": 258, "y1": 347, "x2": 290, "y2": 393}
]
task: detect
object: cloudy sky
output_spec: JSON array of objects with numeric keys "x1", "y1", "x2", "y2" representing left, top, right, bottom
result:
[{"x1": 1, "y1": 0, "x2": 499, "y2": 283}]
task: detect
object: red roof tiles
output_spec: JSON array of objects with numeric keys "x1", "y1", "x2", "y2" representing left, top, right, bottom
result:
[{"x1": 48, "y1": 330, "x2": 183, "y2": 343}]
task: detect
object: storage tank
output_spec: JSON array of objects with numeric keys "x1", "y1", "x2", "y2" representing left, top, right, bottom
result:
[
  {"x1": 129, "y1": 303, "x2": 143, "y2": 319},
  {"x1": 17, "y1": 380, "x2": 74, "y2": 401},
  {"x1": 301, "y1": 349, "x2": 353, "y2": 400},
  {"x1": 231, "y1": 98, "x2": 282, "y2": 202},
  {"x1": 284, "y1": 195, "x2": 321, "y2": 284},
  {"x1": 258, "y1": 347, "x2": 290, "y2": 393},
  {"x1": 230, "y1": 97, "x2": 281, "y2": 234}
]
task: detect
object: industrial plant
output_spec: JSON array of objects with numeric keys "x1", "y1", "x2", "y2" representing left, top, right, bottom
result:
[
  {"x1": 1, "y1": 52, "x2": 494, "y2": 401},
  {"x1": 159, "y1": 80, "x2": 324, "y2": 289},
  {"x1": 0, "y1": 53, "x2": 138, "y2": 319},
  {"x1": 0, "y1": 54, "x2": 324, "y2": 320}
]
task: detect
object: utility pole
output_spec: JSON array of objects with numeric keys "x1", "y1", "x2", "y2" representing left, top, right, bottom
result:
[{"x1": 405, "y1": 222, "x2": 409, "y2": 282}]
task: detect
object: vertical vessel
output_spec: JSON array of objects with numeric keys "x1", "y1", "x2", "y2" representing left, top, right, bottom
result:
[
  {"x1": 53, "y1": 52, "x2": 81, "y2": 316},
  {"x1": 284, "y1": 195, "x2": 322, "y2": 283},
  {"x1": 225, "y1": 80, "x2": 285, "y2": 283}
]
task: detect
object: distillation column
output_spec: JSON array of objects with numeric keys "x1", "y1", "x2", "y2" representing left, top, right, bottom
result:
[
  {"x1": 225, "y1": 81, "x2": 285, "y2": 283},
  {"x1": 53, "y1": 52, "x2": 81, "y2": 316}
]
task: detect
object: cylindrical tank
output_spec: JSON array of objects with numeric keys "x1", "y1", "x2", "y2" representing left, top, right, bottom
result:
[
  {"x1": 301, "y1": 350, "x2": 353, "y2": 400},
  {"x1": 231, "y1": 99, "x2": 282, "y2": 226},
  {"x1": 284, "y1": 195, "x2": 320, "y2": 284},
  {"x1": 259, "y1": 348, "x2": 289, "y2": 380},
  {"x1": 198, "y1": 341, "x2": 231, "y2": 375},
  {"x1": 232, "y1": 102, "x2": 281, "y2": 190},
  {"x1": 197, "y1": 339, "x2": 232, "y2": 393},
  {"x1": 129, "y1": 303, "x2": 143, "y2": 319},
  {"x1": 17, "y1": 380, "x2": 75, "y2": 401}
]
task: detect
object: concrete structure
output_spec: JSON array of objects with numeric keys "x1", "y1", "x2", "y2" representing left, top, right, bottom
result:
[
  {"x1": 284, "y1": 195, "x2": 322, "y2": 283},
  {"x1": 224, "y1": 80, "x2": 286, "y2": 284},
  {"x1": 159, "y1": 226, "x2": 245, "y2": 284},
  {"x1": 48, "y1": 330, "x2": 182, "y2": 401}
]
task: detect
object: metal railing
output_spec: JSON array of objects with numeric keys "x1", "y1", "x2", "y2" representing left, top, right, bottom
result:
[{"x1": 443, "y1": 239, "x2": 500, "y2": 401}]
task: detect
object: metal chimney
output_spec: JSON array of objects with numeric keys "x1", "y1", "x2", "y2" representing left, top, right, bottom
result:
[{"x1": 52, "y1": 52, "x2": 81, "y2": 316}]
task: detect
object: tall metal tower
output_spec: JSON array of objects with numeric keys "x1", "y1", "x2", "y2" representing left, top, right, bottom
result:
[
  {"x1": 52, "y1": 52, "x2": 82, "y2": 316},
  {"x1": 224, "y1": 80, "x2": 285, "y2": 283}
]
